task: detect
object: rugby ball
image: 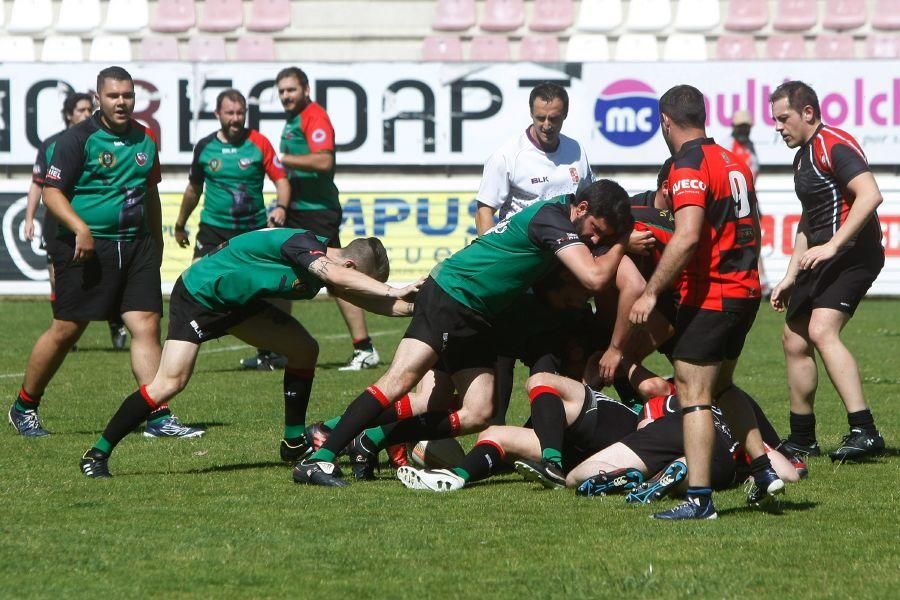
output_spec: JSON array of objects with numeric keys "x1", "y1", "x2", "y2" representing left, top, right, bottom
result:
[{"x1": 408, "y1": 438, "x2": 466, "y2": 469}]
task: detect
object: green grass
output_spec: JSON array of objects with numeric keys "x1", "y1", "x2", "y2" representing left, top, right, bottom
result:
[{"x1": 1, "y1": 298, "x2": 898, "y2": 599}]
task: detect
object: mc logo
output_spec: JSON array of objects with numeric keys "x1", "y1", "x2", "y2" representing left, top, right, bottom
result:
[{"x1": 594, "y1": 80, "x2": 660, "y2": 147}]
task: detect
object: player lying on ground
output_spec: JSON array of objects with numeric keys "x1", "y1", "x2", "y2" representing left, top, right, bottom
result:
[
  {"x1": 294, "y1": 181, "x2": 634, "y2": 487},
  {"x1": 79, "y1": 229, "x2": 419, "y2": 478}
]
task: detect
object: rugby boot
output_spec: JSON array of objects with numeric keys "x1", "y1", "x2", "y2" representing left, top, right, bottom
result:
[
  {"x1": 8, "y1": 403, "x2": 50, "y2": 437},
  {"x1": 293, "y1": 460, "x2": 348, "y2": 487},
  {"x1": 576, "y1": 468, "x2": 644, "y2": 497},
  {"x1": 280, "y1": 435, "x2": 313, "y2": 464},
  {"x1": 626, "y1": 460, "x2": 687, "y2": 504},
  {"x1": 514, "y1": 459, "x2": 566, "y2": 489},
  {"x1": 780, "y1": 438, "x2": 821, "y2": 457},
  {"x1": 746, "y1": 467, "x2": 785, "y2": 507},
  {"x1": 80, "y1": 448, "x2": 112, "y2": 478},
  {"x1": 396, "y1": 466, "x2": 465, "y2": 492},
  {"x1": 652, "y1": 497, "x2": 718, "y2": 520},
  {"x1": 348, "y1": 433, "x2": 379, "y2": 481},
  {"x1": 829, "y1": 428, "x2": 886, "y2": 463},
  {"x1": 338, "y1": 347, "x2": 381, "y2": 371}
]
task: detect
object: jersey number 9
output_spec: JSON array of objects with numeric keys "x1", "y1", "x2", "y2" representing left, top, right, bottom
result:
[{"x1": 728, "y1": 171, "x2": 751, "y2": 219}]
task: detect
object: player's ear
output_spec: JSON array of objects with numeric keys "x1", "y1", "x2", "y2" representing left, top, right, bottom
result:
[{"x1": 343, "y1": 259, "x2": 358, "y2": 270}]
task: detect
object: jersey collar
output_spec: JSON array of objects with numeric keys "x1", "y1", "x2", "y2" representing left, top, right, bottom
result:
[
  {"x1": 92, "y1": 110, "x2": 133, "y2": 136},
  {"x1": 800, "y1": 123, "x2": 825, "y2": 148},
  {"x1": 671, "y1": 136, "x2": 715, "y2": 159}
]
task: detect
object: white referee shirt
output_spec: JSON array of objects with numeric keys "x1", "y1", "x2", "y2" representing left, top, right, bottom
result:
[{"x1": 476, "y1": 128, "x2": 594, "y2": 219}]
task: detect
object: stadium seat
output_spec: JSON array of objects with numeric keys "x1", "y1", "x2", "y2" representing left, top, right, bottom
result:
[
  {"x1": 470, "y1": 35, "x2": 511, "y2": 60},
  {"x1": 715, "y1": 34, "x2": 757, "y2": 59},
  {"x1": 104, "y1": 0, "x2": 149, "y2": 33},
  {"x1": 199, "y1": 0, "x2": 243, "y2": 32},
  {"x1": 41, "y1": 35, "x2": 84, "y2": 62},
  {"x1": 773, "y1": 0, "x2": 818, "y2": 32},
  {"x1": 823, "y1": 0, "x2": 867, "y2": 31},
  {"x1": 565, "y1": 33, "x2": 610, "y2": 61},
  {"x1": 866, "y1": 33, "x2": 900, "y2": 57},
  {"x1": 765, "y1": 34, "x2": 806, "y2": 59},
  {"x1": 662, "y1": 33, "x2": 708, "y2": 60},
  {"x1": 6, "y1": 0, "x2": 53, "y2": 33},
  {"x1": 575, "y1": 0, "x2": 622, "y2": 32},
  {"x1": 247, "y1": 0, "x2": 291, "y2": 32},
  {"x1": 625, "y1": 0, "x2": 672, "y2": 32},
  {"x1": 421, "y1": 35, "x2": 463, "y2": 61},
  {"x1": 480, "y1": 0, "x2": 525, "y2": 32},
  {"x1": 0, "y1": 36, "x2": 36, "y2": 61},
  {"x1": 236, "y1": 36, "x2": 276, "y2": 61},
  {"x1": 614, "y1": 33, "x2": 659, "y2": 61},
  {"x1": 431, "y1": 0, "x2": 476, "y2": 31},
  {"x1": 724, "y1": 0, "x2": 768, "y2": 32},
  {"x1": 150, "y1": 0, "x2": 196, "y2": 33},
  {"x1": 673, "y1": 0, "x2": 720, "y2": 32},
  {"x1": 140, "y1": 36, "x2": 180, "y2": 60},
  {"x1": 187, "y1": 35, "x2": 227, "y2": 61},
  {"x1": 519, "y1": 35, "x2": 561, "y2": 61},
  {"x1": 530, "y1": 0, "x2": 574, "y2": 33},
  {"x1": 814, "y1": 33, "x2": 855, "y2": 58},
  {"x1": 89, "y1": 35, "x2": 133, "y2": 61},
  {"x1": 55, "y1": 0, "x2": 102, "y2": 33},
  {"x1": 873, "y1": 0, "x2": 900, "y2": 30}
]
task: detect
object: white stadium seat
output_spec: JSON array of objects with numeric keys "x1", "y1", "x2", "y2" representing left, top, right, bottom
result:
[
  {"x1": 0, "y1": 36, "x2": 37, "y2": 61},
  {"x1": 104, "y1": 0, "x2": 150, "y2": 33},
  {"x1": 565, "y1": 33, "x2": 610, "y2": 61},
  {"x1": 89, "y1": 35, "x2": 134, "y2": 62},
  {"x1": 41, "y1": 35, "x2": 84, "y2": 62},
  {"x1": 55, "y1": 0, "x2": 102, "y2": 33},
  {"x1": 6, "y1": 0, "x2": 53, "y2": 33},
  {"x1": 625, "y1": 0, "x2": 672, "y2": 32},
  {"x1": 663, "y1": 33, "x2": 708, "y2": 60},
  {"x1": 614, "y1": 33, "x2": 659, "y2": 60},
  {"x1": 575, "y1": 0, "x2": 623, "y2": 33},
  {"x1": 673, "y1": 0, "x2": 720, "y2": 32}
]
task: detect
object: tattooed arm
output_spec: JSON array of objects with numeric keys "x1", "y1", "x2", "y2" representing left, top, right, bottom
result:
[{"x1": 306, "y1": 256, "x2": 421, "y2": 305}]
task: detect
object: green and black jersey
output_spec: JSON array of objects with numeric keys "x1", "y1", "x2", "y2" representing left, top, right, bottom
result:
[
  {"x1": 44, "y1": 112, "x2": 161, "y2": 242},
  {"x1": 182, "y1": 228, "x2": 329, "y2": 310},
  {"x1": 32, "y1": 129, "x2": 67, "y2": 186},
  {"x1": 280, "y1": 102, "x2": 340, "y2": 212},
  {"x1": 189, "y1": 129, "x2": 286, "y2": 231},
  {"x1": 431, "y1": 195, "x2": 583, "y2": 320}
]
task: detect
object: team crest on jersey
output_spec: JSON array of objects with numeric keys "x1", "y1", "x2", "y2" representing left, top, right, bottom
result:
[
  {"x1": 311, "y1": 129, "x2": 327, "y2": 143},
  {"x1": 569, "y1": 167, "x2": 579, "y2": 183},
  {"x1": 135, "y1": 152, "x2": 148, "y2": 166},
  {"x1": 98, "y1": 151, "x2": 116, "y2": 168},
  {"x1": 209, "y1": 158, "x2": 222, "y2": 172},
  {"x1": 238, "y1": 158, "x2": 252, "y2": 170},
  {"x1": 291, "y1": 279, "x2": 308, "y2": 293}
]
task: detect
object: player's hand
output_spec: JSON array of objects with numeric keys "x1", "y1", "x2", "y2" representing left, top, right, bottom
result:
[
  {"x1": 175, "y1": 228, "x2": 190, "y2": 248},
  {"x1": 597, "y1": 347, "x2": 623, "y2": 385},
  {"x1": 267, "y1": 206, "x2": 287, "y2": 227},
  {"x1": 799, "y1": 242, "x2": 837, "y2": 270},
  {"x1": 629, "y1": 292, "x2": 657, "y2": 326},
  {"x1": 769, "y1": 278, "x2": 794, "y2": 313},
  {"x1": 627, "y1": 230, "x2": 655, "y2": 255},
  {"x1": 73, "y1": 229, "x2": 95, "y2": 263},
  {"x1": 23, "y1": 218, "x2": 35, "y2": 241},
  {"x1": 390, "y1": 277, "x2": 425, "y2": 301}
]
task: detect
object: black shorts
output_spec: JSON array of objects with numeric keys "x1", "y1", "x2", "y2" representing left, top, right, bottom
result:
[
  {"x1": 51, "y1": 236, "x2": 163, "y2": 322},
  {"x1": 167, "y1": 278, "x2": 270, "y2": 343},
  {"x1": 194, "y1": 222, "x2": 250, "y2": 259},
  {"x1": 786, "y1": 244, "x2": 884, "y2": 321},
  {"x1": 621, "y1": 414, "x2": 737, "y2": 490},
  {"x1": 285, "y1": 208, "x2": 342, "y2": 248},
  {"x1": 403, "y1": 278, "x2": 496, "y2": 373},
  {"x1": 670, "y1": 302, "x2": 759, "y2": 363},
  {"x1": 562, "y1": 386, "x2": 640, "y2": 471}
]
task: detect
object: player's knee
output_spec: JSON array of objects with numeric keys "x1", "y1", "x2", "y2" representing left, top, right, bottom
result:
[
  {"x1": 636, "y1": 377, "x2": 670, "y2": 400},
  {"x1": 781, "y1": 326, "x2": 809, "y2": 356},
  {"x1": 807, "y1": 319, "x2": 838, "y2": 348},
  {"x1": 458, "y1": 403, "x2": 493, "y2": 431},
  {"x1": 49, "y1": 320, "x2": 85, "y2": 345},
  {"x1": 525, "y1": 372, "x2": 555, "y2": 393}
]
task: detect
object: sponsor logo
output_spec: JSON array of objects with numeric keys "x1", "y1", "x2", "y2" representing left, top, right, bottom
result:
[
  {"x1": 99, "y1": 151, "x2": 116, "y2": 168},
  {"x1": 736, "y1": 224, "x2": 755, "y2": 245},
  {"x1": 222, "y1": 147, "x2": 237, "y2": 154},
  {"x1": 47, "y1": 166, "x2": 62, "y2": 181},
  {"x1": 273, "y1": 155, "x2": 284, "y2": 169},
  {"x1": 671, "y1": 178, "x2": 707, "y2": 193},
  {"x1": 531, "y1": 176, "x2": 549, "y2": 184},
  {"x1": 32, "y1": 164, "x2": 41, "y2": 176},
  {"x1": 594, "y1": 79, "x2": 660, "y2": 147},
  {"x1": 135, "y1": 152, "x2": 148, "y2": 166},
  {"x1": 208, "y1": 158, "x2": 221, "y2": 172},
  {"x1": 238, "y1": 158, "x2": 252, "y2": 170},
  {"x1": 113, "y1": 141, "x2": 125, "y2": 147},
  {"x1": 311, "y1": 128, "x2": 327, "y2": 144},
  {"x1": 190, "y1": 319, "x2": 206, "y2": 339},
  {"x1": 569, "y1": 167, "x2": 579, "y2": 184}
]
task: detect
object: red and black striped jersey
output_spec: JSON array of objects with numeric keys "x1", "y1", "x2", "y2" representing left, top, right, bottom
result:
[
  {"x1": 667, "y1": 137, "x2": 761, "y2": 312},
  {"x1": 793, "y1": 124, "x2": 882, "y2": 251},
  {"x1": 629, "y1": 203, "x2": 678, "y2": 290}
]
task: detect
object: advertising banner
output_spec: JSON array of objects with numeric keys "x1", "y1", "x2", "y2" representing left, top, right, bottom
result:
[{"x1": 2, "y1": 61, "x2": 900, "y2": 167}]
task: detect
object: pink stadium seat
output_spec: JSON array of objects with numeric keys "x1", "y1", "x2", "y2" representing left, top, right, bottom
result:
[
  {"x1": 236, "y1": 36, "x2": 276, "y2": 60},
  {"x1": 140, "y1": 36, "x2": 180, "y2": 60},
  {"x1": 199, "y1": 0, "x2": 243, "y2": 32},
  {"x1": 187, "y1": 35, "x2": 227, "y2": 61},
  {"x1": 480, "y1": 0, "x2": 525, "y2": 32},
  {"x1": 724, "y1": 0, "x2": 768, "y2": 32},
  {"x1": 519, "y1": 35, "x2": 561, "y2": 61},
  {"x1": 773, "y1": 0, "x2": 818, "y2": 32},
  {"x1": 470, "y1": 35, "x2": 511, "y2": 60},
  {"x1": 823, "y1": 0, "x2": 867, "y2": 31},
  {"x1": 866, "y1": 33, "x2": 900, "y2": 57},
  {"x1": 530, "y1": 0, "x2": 574, "y2": 33},
  {"x1": 422, "y1": 35, "x2": 463, "y2": 60},
  {"x1": 432, "y1": 0, "x2": 476, "y2": 31},
  {"x1": 715, "y1": 34, "x2": 757, "y2": 59},
  {"x1": 150, "y1": 0, "x2": 196, "y2": 33},
  {"x1": 765, "y1": 34, "x2": 806, "y2": 59},
  {"x1": 247, "y1": 0, "x2": 291, "y2": 32},
  {"x1": 814, "y1": 33, "x2": 856, "y2": 58},
  {"x1": 873, "y1": 0, "x2": 900, "y2": 30}
]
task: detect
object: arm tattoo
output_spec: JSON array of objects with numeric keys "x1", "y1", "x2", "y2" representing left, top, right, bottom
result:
[{"x1": 308, "y1": 257, "x2": 332, "y2": 279}]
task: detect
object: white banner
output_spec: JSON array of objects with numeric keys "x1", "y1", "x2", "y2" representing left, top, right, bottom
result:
[{"x1": 1, "y1": 61, "x2": 899, "y2": 167}]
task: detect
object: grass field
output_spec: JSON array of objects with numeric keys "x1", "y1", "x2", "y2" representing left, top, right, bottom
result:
[{"x1": 1, "y1": 297, "x2": 898, "y2": 599}]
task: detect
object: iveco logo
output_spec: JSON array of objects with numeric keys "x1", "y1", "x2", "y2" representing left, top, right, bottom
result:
[
  {"x1": 594, "y1": 80, "x2": 660, "y2": 147},
  {"x1": 672, "y1": 178, "x2": 707, "y2": 193}
]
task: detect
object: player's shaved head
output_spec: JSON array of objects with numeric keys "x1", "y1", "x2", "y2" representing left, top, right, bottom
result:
[
  {"x1": 659, "y1": 84, "x2": 706, "y2": 129},
  {"x1": 342, "y1": 238, "x2": 390, "y2": 282}
]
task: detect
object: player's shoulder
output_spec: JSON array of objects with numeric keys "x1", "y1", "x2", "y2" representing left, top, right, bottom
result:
[
  {"x1": 816, "y1": 125, "x2": 865, "y2": 157},
  {"x1": 41, "y1": 129, "x2": 68, "y2": 150},
  {"x1": 246, "y1": 128, "x2": 274, "y2": 149},
  {"x1": 193, "y1": 130, "x2": 219, "y2": 151},
  {"x1": 671, "y1": 137, "x2": 708, "y2": 171},
  {"x1": 304, "y1": 102, "x2": 332, "y2": 122}
]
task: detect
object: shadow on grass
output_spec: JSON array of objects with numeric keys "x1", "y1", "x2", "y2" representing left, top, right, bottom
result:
[
  {"x1": 182, "y1": 460, "x2": 285, "y2": 474},
  {"x1": 718, "y1": 499, "x2": 818, "y2": 517}
]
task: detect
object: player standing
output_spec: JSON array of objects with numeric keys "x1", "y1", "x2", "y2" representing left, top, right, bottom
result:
[
  {"x1": 9, "y1": 67, "x2": 201, "y2": 439},
  {"x1": 769, "y1": 81, "x2": 886, "y2": 462},
  {"x1": 630, "y1": 85, "x2": 782, "y2": 520}
]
